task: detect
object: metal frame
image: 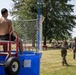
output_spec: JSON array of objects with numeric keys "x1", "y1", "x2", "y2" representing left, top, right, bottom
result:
[{"x1": 0, "y1": 31, "x2": 19, "y2": 58}]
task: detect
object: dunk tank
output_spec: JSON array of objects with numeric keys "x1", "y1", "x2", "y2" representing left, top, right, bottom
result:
[{"x1": 0, "y1": 3, "x2": 44, "y2": 75}]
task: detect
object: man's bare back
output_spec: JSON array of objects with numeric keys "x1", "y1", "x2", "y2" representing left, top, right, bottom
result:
[
  {"x1": 0, "y1": 8, "x2": 23, "y2": 54},
  {"x1": 0, "y1": 17, "x2": 12, "y2": 35}
]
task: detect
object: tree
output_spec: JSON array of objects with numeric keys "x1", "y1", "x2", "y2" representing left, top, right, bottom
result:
[
  {"x1": 41, "y1": 0, "x2": 76, "y2": 45},
  {"x1": 11, "y1": 0, "x2": 76, "y2": 46},
  {"x1": 11, "y1": 0, "x2": 37, "y2": 19}
]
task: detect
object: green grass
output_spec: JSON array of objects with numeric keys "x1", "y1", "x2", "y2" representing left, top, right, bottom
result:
[{"x1": 40, "y1": 49, "x2": 76, "y2": 75}]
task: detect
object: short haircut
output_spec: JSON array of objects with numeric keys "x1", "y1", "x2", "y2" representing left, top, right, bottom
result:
[{"x1": 1, "y1": 8, "x2": 8, "y2": 15}]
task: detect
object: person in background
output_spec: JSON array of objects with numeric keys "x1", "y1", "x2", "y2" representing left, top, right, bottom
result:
[
  {"x1": 61, "y1": 40, "x2": 69, "y2": 66},
  {"x1": 71, "y1": 37, "x2": 76, "y2": 59}
]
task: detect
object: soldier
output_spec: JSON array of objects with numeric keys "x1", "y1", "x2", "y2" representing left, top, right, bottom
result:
[
  {"x1": 61, "y1": 40, "x2": 69, "y2": 66},
  {"x1": 71, "y1": 37, "x2": 76, "y2": 59}
]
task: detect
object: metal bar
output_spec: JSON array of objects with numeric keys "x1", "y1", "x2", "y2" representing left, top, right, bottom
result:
[
  {"x1": 37, "y1": 0, "x2": 41, "y2": 52},
  {"x1": 9, "y1": 31, "x2": 19, "y2": 57}
]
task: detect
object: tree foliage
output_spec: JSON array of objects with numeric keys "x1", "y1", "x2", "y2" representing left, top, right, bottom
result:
[
  {"x1": 11, "y1": 0, "x2": 37, "y2": 19},
  {"x1": 11, "y1": 0, "x2": 76, "y2": 45}
]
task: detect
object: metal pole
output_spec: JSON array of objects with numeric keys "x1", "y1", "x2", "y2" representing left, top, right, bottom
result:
[{"x1": 37, "y1": 0, "x2": 41, "y2": 52}]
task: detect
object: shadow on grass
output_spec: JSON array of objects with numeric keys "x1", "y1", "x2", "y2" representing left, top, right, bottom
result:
[{"x1": 63, "y1": 64, "x2": 76, "y2": 67}]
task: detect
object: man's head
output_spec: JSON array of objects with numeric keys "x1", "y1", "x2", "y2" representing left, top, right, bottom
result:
[{"x1": 1, "y1": 8, "x2": 8, "y2": 17}]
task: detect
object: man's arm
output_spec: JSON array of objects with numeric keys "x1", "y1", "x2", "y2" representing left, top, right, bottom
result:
[{"x1": 8, "y1": 20, "x2": 13, "y2": 33}]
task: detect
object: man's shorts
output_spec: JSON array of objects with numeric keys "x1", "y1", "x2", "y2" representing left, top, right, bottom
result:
[{"x1": 0, "y1": 33, "x2": 16, "y2": 41}]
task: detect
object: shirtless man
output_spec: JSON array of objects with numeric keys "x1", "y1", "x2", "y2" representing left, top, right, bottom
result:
[{"x1": 0, "y1": 8, "x2": 23, "y2": 54}]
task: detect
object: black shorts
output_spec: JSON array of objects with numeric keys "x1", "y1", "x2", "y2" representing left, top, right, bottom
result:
[{"x1": 0, "y1": 33, "x2": 16, "y2": 41}]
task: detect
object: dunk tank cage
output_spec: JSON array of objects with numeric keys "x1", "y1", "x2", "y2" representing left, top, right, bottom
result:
[
  {"x1": 0, "y1": 20, "x2": 42, "y2": 75},
  {"x1": 0, "y1": 0, "x2": 43, "y2": 75}
]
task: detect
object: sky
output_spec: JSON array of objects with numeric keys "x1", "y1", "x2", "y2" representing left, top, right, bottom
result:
[
  {"x1": 69, "y1": 0, "x2": 76, "y2": 38},
  {"x1": 0, "y1": 0, "x2": 13, "y2": 19},
  {"x1": 0, "y1": 0, "x2": 76, "y2": 38}
]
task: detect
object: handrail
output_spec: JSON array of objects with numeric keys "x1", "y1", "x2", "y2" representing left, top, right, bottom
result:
[{"x1": 9, "y1": 31, "x2": 19, "y2": 57}]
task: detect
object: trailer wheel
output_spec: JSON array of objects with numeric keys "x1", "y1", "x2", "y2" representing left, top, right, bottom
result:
[{"x1": 4, "y1": 57, "x2": 20, "y2": 75}]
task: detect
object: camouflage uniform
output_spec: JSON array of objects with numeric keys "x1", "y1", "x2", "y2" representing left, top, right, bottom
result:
[
  {"x1": 61, "y1": 41, "x2": 68, "y2": 66},
  {"x1": 71, "y1": 39, "x2": 76, "y2": 59}
]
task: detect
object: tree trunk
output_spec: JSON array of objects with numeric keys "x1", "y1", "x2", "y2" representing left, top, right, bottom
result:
[
  {"x1": 44, "y1": 35, "x2": 46, "y2": 45},
  {"x1": 43, "y1": 2, "x2": 48, "y2": 46},
  {"x1": 32, "y1": 38, "x2": 35, "y2": 47}
]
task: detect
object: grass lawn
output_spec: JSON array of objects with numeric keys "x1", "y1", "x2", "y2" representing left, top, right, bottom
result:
[{"x1": 40, "y1": 49, "x2": 76, "y2": 75}]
